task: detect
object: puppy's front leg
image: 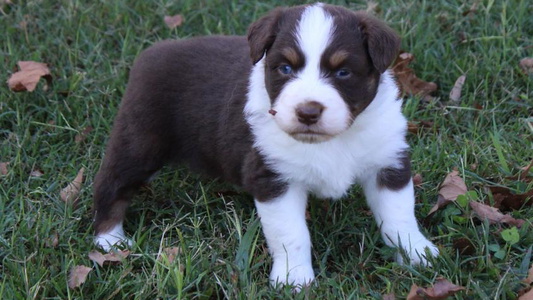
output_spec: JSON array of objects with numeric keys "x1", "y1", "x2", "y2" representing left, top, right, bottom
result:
[
  {"x1": 254, "y1": 184, "x2": 315, "y2": 288},
  {"x1": 362, "y1": 171, "x2": 439, "y2": 266}
]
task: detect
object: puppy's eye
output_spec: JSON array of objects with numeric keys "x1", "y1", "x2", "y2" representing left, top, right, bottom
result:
[
  {"x1": 335, "y1": 69, "x2": 351, "y2": 79},
  {"x1": 278, "y1": 64, "x2": 293, "y2": 75}
]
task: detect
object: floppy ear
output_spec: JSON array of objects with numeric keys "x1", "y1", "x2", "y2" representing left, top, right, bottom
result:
[
  {"x1": 247, "y1": 8, "x2": 284, "y2": 64},
  {"x1": 355, "y1": 12, "x2": 401, "y2": 73}
]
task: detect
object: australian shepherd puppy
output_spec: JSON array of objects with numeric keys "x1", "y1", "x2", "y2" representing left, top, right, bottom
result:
[{"x1": 93, "y1": 3, "x2": 439, "y2": 288}]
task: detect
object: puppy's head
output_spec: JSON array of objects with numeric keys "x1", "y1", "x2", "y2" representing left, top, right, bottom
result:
[{"x1": 247, "y1": 4, "x2": 400, "y2": 143}]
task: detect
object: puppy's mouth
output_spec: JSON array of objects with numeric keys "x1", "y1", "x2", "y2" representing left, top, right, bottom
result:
[{"x1": 289, "y1": 130, "x2": 334, "y2": 144}]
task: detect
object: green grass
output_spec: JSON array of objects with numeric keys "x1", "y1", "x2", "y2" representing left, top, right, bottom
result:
[{"x1": 1, "y1": 0, "x2": 532, "y2": 299}]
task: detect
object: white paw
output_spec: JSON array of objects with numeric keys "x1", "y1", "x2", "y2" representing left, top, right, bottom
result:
[
  {"x1": 396, "y1": 237, "x2": 439, "y2": 266},
  {"x1": 94, "y1": 224, "x2": 132, "y2": 252},
  {"x1": 270, "y1": 263, "x2": 315, "y2": 291}
]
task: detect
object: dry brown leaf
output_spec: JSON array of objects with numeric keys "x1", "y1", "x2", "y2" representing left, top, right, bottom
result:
[
  {"x1": 7, "y1": 61, "x2": 52, "y2": 92},
  {"x1": 68, "y1": 265, "x2": 92, "y2": 289},
  {"x1": 407, "y1": 278, "x2": 465, "y2": 300},
  {"x1": 428, "y1": 169, "x2": 467, "y2": 215},
  {"x1": 449, "y1": 75, "x2": 466, "y2": 103},
  {"x1": 158, "y1": 247, "x2": 181, "y2": 264},
  {"x1": 164, "y1": 14, "x2": 184, "y2": 29},
  {"x1": 520, "y1": 57, "x2": 533, "y2": 75},
  {"x1": 45, "y1": 232, "x2": 59, "y2": 248},
  {"x1": 487, "y1": 186, "x2": 533, "y2": 211},
  {"x1": 0, "y1": 162, "x2": 9, "y2": 175},
  {"x1": 75, "y1": 126, "x2": 93, "y2": 143},
  {"x1": 519, "y1": 288, "x2": 533, "y2": 300},
  {"x1": 89, "y1": 249, "x2": 130, "y2": 267},
  {"x1": 413, "y1": 173, "x2": 423, "y2": 187},
  {"x1": 470, "y1": 201, "x2": 525, "y2": 227},
  {"x1": 524, "y1": 264, "x2": 533, "y2": 285},
  {"x1": 391, "y1": 52, "x2": 438, "y2": 101},
  {"x1": 452, "y1": 237, "x2": 476, "y2": 255},
  {"x1": 30, "y1": 168, "x2": 44, "y2": 177},
  {"x1": 382, "y1": 293, "x2": 396, "y2": 300},
  {"x1": 60, "y1": 168, "x2": 84, "y2": 204}
]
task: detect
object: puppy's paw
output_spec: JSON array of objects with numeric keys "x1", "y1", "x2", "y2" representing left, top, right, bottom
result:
[
  {"x1": 270, "y1": 263, "x2": 315, "y2": 291},
  {"x1": 396, "y1": 238, "x2": 439, "y2": 266},
  {"x1": 94, "y1": 224, "x2": 132, "y2": 252}
]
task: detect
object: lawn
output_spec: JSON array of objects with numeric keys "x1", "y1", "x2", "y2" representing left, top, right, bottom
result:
[{"x1": 1, "y1": 0, "x2": 532, "y2": 299}]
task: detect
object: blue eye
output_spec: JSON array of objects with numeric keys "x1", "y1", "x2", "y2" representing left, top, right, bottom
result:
[
  {"x1": 335, "y1": 69, "x2": 351, "y2": 79},
  {"x1": 278, "y1": 64, "x2": 293, "y2": 75}
]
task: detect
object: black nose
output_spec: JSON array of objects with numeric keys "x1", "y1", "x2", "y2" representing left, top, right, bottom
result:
[{"x1": 296, "y1": 101, "x2": 324, "y2": 125}]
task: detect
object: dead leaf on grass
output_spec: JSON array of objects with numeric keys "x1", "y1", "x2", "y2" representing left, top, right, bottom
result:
[
  {"x1": 60, "y1": 168, "x2": 84, "y2": 204},
  {"x1": 0, "y1": 162, "x2": 9, "y2": 175},
  {"x1": 68, "y1": 265, "x2": 92, "y2": 289},
  {"x1": 428, "y1": 169, "x2": 467, "y2": 215},
  {"x1": 519, "y1": 57, "x2": 533, "y2": 75},
  {"x1": 449, "y1": 75, "x2": 466, "y2": 103},
  {"x1": 407, "y1": 278, "x2": 465, "y2": 300},
  {"x1": 413, "y1": 173, "x2": 423, "y2": 187},
  {"x1": 470, "y1": 201, "x2": 525, "y2": 227},
  {"x1": 524, "y1": 264, "x2": 533, "y2": 285},
  {"x1": 519, "y1": 288, "x2": 533, "y2": 300},
  {"x1": 45, "y1": 232, "x2": 59, "y2": 248},
  {"x1": 30, "y1": 168, "x2": 44, "y2": 177},
  {"x1": 75, "y1": 126, "x2": 93, "y2": 143},
  {"x1": 158, "y1": 247, "x2": 181, "y2": 264},
  {"x1": 487, "y1": 186, "x2": 533, "y2": 211},
  {"x1": 391, "y1": 52, "x2": 438, "y2": 101},
  {"x1": 382, "y1": 293, "x2": 396, "y2": 300},
  {"x1": 452, "y1": 237, "x2": 476, "y2": 255},
  {"x1": 7, "y1": 61, "x2": 52, "y2": 92},
  {"x1": 88, "y1": 249, "x2": 130, "y2": 267},
  {"x1": 164, "y1": 14, "x2": 184, "y2": 29},
  {"x1": 407, "y1": 120, "x2": 435, "y2": 134}
]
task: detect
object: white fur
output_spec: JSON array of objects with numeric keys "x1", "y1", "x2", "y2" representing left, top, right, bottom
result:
[
  {"x1": 271, "y1": 4, "x2": 351, "y2": 141},
  {"x1": 94, "y1": 223, "x2": 132, "y2": 251},
  {"x1": 254, "y1": 184, "x2": 314, "y2": 288},
  {"x1": 246, "y1": 4, "x2": 437, "y2": 288}
]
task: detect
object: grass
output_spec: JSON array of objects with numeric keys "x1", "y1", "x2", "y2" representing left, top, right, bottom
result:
[{"x1": 0, "y1": 0, "x2": 531, "y2": 299}]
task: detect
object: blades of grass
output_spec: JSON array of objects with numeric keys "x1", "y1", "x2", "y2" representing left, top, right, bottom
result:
[{"x1": 490, "y1": 131, "x2": 511, "y2": 174}]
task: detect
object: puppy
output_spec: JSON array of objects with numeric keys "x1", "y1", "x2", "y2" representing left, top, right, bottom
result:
[{"x1": 93, "y1": 3, "x2": 439, "y2": 288}]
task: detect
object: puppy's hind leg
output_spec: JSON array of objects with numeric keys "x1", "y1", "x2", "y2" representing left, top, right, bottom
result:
[{"x1": 93, "y1": 119, "x2": 169, "y2": 252}]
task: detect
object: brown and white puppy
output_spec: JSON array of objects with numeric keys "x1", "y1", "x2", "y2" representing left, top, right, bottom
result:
[{"x1": 93, "y1": 3, "x2": 438, "y2": 288}]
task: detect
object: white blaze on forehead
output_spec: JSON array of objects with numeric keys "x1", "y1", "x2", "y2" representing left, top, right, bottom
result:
[{"x1": 295, "y1": 4, "x2": 335, "y2": 78}]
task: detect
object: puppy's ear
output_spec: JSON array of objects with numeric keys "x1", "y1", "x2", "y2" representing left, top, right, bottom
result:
[
  {"x1": 247, "y1": 8, "x2": 284, "y2": 64},
  {"x1": 356, "y1": 12, "x2": 401, "y2": 73}
]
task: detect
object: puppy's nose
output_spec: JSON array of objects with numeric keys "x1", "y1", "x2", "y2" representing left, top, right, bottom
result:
[{"x1": 296, "y1": 101, "x2": 324, "y2": 125}]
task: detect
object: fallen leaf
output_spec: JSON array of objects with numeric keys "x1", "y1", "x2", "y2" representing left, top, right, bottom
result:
[
  {"x1": 487, "y1": 186, "x2": 533, "y2": 211},
  {"x1": 45, "y1": 232, "x2": 59, "y2": 248},
  {"x1": 75, "y1": 126, "x2": 93, "y2": 143},
  {"x1": 60, "y1": 168, "x2": 84, "y2": 204},
  {"x1": 7, "y1": 61, "x2": 52, "y2": 92},
  {"x1": 452, "y1": 237, "x2": 476, "y2": 255},
  {"x1": 407, "y1": 278, "x2": 465, "y2": 300},
  {"x1": 164, "y1": 14, "x2": 184, "y2": 29},
  {"x1": 520, "y1": 57, "x2": 533, "y2": 75},
  {"x1": 449, "y1": 75, "x2": 466, "y2": 103},
  {"x1": 462, "y1": 1, "x2": 479, "y2": 16},
  {"x1": 89, "y1": 249, "x2": 130, "y2": 267},
  {"x1": 428, "y1": 169, "x2": 467, "y2": 215},
  {"x1": 158, "y1": 247, "x2": 181, "y2": 264},
  {"x1": 391, "y1": 52, "x2": 438, "y2": 101},
  {"x1": 68, "y1": 265, "x2": 92, "y2": 289},
  {"x1": 30, "y1": 168, "x2": 44, "y2": 177},
  {"x1": 413, "y1": 173, "x2": 423, "y2": 187},
  {"x1": 519, "y1": 288, "x2": 533, "y2": 300},
  {"x1": 407, "y1": 120, "x2": 435, "y2": 134},
  {"x1": 382, "y1": 293, "x2": 396, "y2": 300},
  {"x1": 470, "y1": 201, "x2": 525, "y2": 227},
  {"x1": 525, "y1": 264, "x2": 533, "y2": 284},
  {"x1": 0, "y1": 162, "x2": 9, "y2": 175}
]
